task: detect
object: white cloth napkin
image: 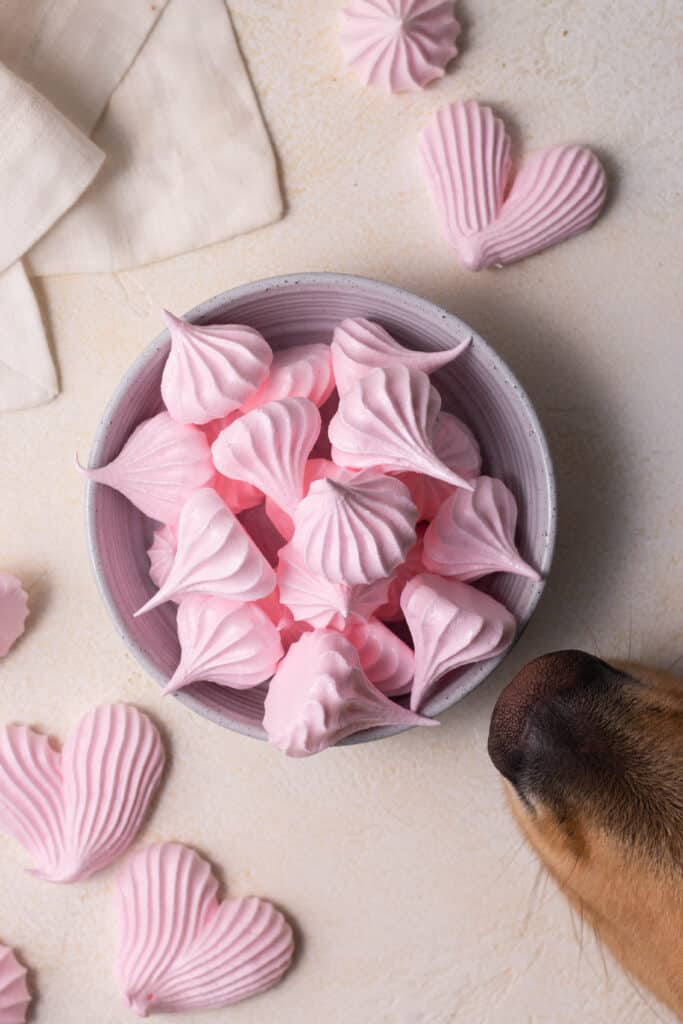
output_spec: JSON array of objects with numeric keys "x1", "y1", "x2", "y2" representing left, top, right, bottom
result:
[{"x1": 0, "y1": 0, "x2": 282, "y2": 412}]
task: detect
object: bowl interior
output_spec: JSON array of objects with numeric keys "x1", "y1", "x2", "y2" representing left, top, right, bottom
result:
[{"x1": 87, "y1": 274, "x2": 555, "y2": 742}]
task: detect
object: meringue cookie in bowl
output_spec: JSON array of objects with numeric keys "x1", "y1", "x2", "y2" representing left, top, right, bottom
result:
[
  {"x1": 0, "y1": 575, "x2": 29, "y2": 658},
  {"x1": 241, "y1": 342, "x2": 334, "y2": 411},
  {"x1": 0, "y1": 944, "x2": 30, "y2": 1024},
  {"x1": 277, "y1": 544, "x2": 390, "y2": 629}
]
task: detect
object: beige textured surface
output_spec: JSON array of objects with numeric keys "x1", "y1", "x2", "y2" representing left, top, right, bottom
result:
[{"x1": 1, "y1": 2, "x2": 682, "y2": 1021}]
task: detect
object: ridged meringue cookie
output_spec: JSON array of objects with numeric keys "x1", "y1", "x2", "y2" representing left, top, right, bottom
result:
[
  {"x1": 78, "y1": 412, "x2": 214, "y2": 525},
  {"x1": 241, "y1": 343, "x2": 334, "y2": 412},
  {"x1": 263, "y1": 630, "x2": 433, "y2": 756},
  {"x1": 343, "y1": 618, "x2": 415, "y2": 696},
  {"x1": 399, "y1": 411, "x2": 481, "y2": 519},
  {"x1": 165, "y1": 596, "x2": 283, "y2": 694},
  {"x1": 0, "y1": 705, "x2": 164, "y2": 883},
  {"x1": 329, "y1": 365, "x2": 473, "y2": 488},
  {"x1": 160, "y1": 311, "x2": 272, "y2": 425},
  {"x1": 340, "y1": 0, "x2": 460, "y2": 93},
  {"x1": 331, "y1": 317, "x2": 470, "y2": 397},
  {"x1": 290, "y1": 471, "x2": 417, "y2": 585},
  {"x1": 135, "y1": 489, "x2": 275, "y2": 616},
  {"x1": 266, "y1": 458, "x2": 349, "y2": 540},
  {"x1": 401, "y1": 574, "x2": 516, "y2": 710},
  {"x1": 423, "y1": 475, "x2": 541, "y2": 581},
  {"x1": 117, "y1": 843, "x2": 294, "y2": 1015},
  {"x1": 212, "y1": 398, "x2": 321, "y2": 516},
  {"x1": 0, "y1": 944, "x2": 30, "y2": 1024},
  {"x1": 420, "y1": 100, "x2": 607, "y2": 270},
  {"x1": 147, "y1": 525, "x2": 177, "y2": 590},
  {"x1": 375, "y1": 529, "x2": 426, "y2": 621},
  {"x1": 0, "y1": 575, "x2": 29, "y2": 658}
]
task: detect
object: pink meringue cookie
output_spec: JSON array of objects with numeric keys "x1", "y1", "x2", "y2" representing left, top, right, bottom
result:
[
  {"x1": 401, "y1": 574, "x2": 516, "y2": 710},
  {"x1": 343, "y1": 618, "x2": 414, "y2": 696},
  {"x1": 423, "y1": 476, "x2": 541, "y2": 581},
  {"x1": 241, "y1": 343, "x2": 334, "y2": 412},
  {"x1": 290, "y1": 471, "x2": 417, "y2": 585},
  {"x1": 265, "y1": 458, "x2": 349, "y2": 540},
  {"x1": 165, "y1": 596, "x2": 283, "y2": 694},
  {"x1": 331, "y1": 317, "x2": 470, "y2": 397},
  {"x1": 78, "y1": 412, "x2": 214, "y2": 525},
  {"x1": 0, "y1": 705, "x2": 164, "y2": 883},
  {"x1": 0, "y1": 944, "x2": 30, "y2": 1024},
  {"x1": 135, "y1": 489, "x2": 275, "y2": 616},
  {"x1": 263, "y1": 630, "x2": 434, "y2": 756},
  {"x1": 329, "y1": 365, "x2": 473, "y2": 488},
  {"x1": 147, "y1": 525, "x2": 177, "y2": 590},
  {"x1": 160, "y1": 311, "x2": 272, "y2": 425},
  {"x1": 375, "y1": 529, "x2": 426, "y2": 621},
  {"x1": 0, "y1": 575, "x2": 29, "y2": 658},
  {"x1": 117, "y1": 843, "x2": 294, "y2": 1015}
]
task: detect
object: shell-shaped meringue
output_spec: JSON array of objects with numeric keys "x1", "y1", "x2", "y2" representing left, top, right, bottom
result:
[
  {"x1": 423, "y1": 476, "x2": 541, "y2": 581},
  {"x1": 135, "y1": 489, "x2": 276, "y2": 616},
  {"x1": 78, "y1": 412, "x2": 214, "y2": 525},
  {"x1": 0, "y1": 575, "x2": 29, "y2": 658},
  {"x1": 160, "y1": 311, "x2": 272, "y2": 425},
  {"x1": 241, "y1": 343, "x2": 334, "y2": 412},
  {"x1": 329, "y1": 365, "x2": 473, "y2": 488},
  {"x1": 266, "y1": 458, "x2": 349, "y2": 540},
  {"x1": 290, "y1": 471, "x2": 417, "y2": 585},
  {"x1": 401, "y1": 574, "x2": 516, "y2": 710},
  {"x1": 0, "y1": 705, "x2": 164, "y2": 882},
  {"x1": 375, "y1": 529, "x2": 426, "y2": 621},
  {"x1": 263, "y1": 631, "x2": 434, "y2": 756},
  {"x1": 331, "y1": 317, "x2": 469, "y2": 397},
  {"x1": 165, "y1": 596, "x2": 283, "y2": 694},
  {"x1": 147, "y1": 525, "x2": 177, "y2": 590},
  {"x1": 0, "y1": 944, "x2": 30, "y2": 1024},
  {"x1": 343, "y1": 618, "x2": 415, "y2": 696},
  {"x1": 117, "y1": 843, "x2": 294, "y2": 1015},
  {"x1": 211, "y1": 398, "x2": 321, "y2": 515},
  {"x1": 340, "y1": 0, "x2": 460, "y2": 94}
]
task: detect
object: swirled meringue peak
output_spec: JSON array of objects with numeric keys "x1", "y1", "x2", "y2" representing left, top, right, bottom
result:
[
  {"x1": 0, "y1": 944, "x2": 30, "y2": 1024},
  {"x1": 0, "y1": 705, "x2": 164, "y2": 883},
  {"x1": 329, "y1": 365, "x2": 473, "y2": 488},
  {"x1": 401, "y1": 574, "x2": 516, "y2": 710},
  {"x1": 343, "y1": 618, "x2": 415, "y2": 696},
  {"x1": 160, "y1": 311, "x2": 272, "y2": 424},
  {"x1": 147, "y1": 525, "x2": 177, "y2": 591},
  {"x1": 340, "y1": 0, "x2": 460, "y2": 94},
  {"x1": 277, "y1": 544, "x2": 390, "y2": 629},
  {"x1": 266, "y1": 457, "x2": 349, "y2": 540},
  {"x1": 424, "y1": 476, "x2": 541, "y2": 581},
  {"x1": 135, "y1": 489, "x2": 275, "y2": 616},
  {"x1": 264, "y1": 630, "x2": 433, "y2": 756},
  {"x1": 117, "y1": 843, "x2": 294, "y2": 1015},
  {"x1": 332, "y1": 317, "x2": 470, "y2": 396},
  {"x1": 241, "y1": 342, "x2": 334, "y2": 411},
  {"x1": 0, "y1": 574, "x2": 29, "y2": 659},
  {"x1": 78, "y1": 412, "x2": 214, "y2": 524},
  {"x1": 165, "y1": 596, "x2": 283, "y2": 694}
]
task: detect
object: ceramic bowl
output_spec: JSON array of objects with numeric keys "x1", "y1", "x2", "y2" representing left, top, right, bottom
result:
[{"x1": 86, "y1": 273, "x2": 556, "y2": 744}]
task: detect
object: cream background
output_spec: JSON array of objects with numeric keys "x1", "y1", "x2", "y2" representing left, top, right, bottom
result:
[{"x1": 1, "y1": 1, "x2": 682, "y2": 1022}]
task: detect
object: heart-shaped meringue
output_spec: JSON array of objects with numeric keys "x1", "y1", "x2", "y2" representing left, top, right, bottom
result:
[
  {"x1": 266, "y1": 457, "x2": 349, "y2": 540},
  {"x1": 135, "y1": 489, "x2": 276, "y2": 616},
  {"x1": 331, "y1": 317, "x2": 470, "y2": 397},
  {"x1": 343, "y1": 618, "x2": 415, "y2": 696},
  {"x1": 241, "y1": 342, "x2": 334, "y2": 411},
  {"x1": 160, "y1": 311, "x2": 272, "y2": 424},
  {"x1": 375, "y1": 529, "x2": 426, "y2": 621},
  {"x1": 147, "y1": 525, "x2": 177, "y2": 591},
  {"x1": 329, "y1": 365, "x2": 473, "y2": 488},
  {"x1": 290, "y1": 471, "x2": 417, "y2": 585},
  {"x1": 117, "y1": 843, "x2": 294, "y2": 1016},
  {"x1": 0, "y1": 944, "x2": 30, "y2": 1024},
  {"x1": 0, "y1": 575, "x2": 29, "y2": 658},
  {"x1": 277, "y1": 544, "x2": 390, "y2": 629},
  {"x1": 401, "y1": 574, "x2": 516, "y2": 710},
  {"x1": 263, "y1": 630, "x2": 434, "y2": 756},
  {"x1": 423, "y1": 475, "x2": 541, "y2": 581},
  {"x1": 420, "y1": 100, "x2": 607, "y2": 270},
  {"x1": 0, "y1": 705, "x2": 164, "y2": 883},
  {"x1": 78, "y1": 412, "x2": 214, "y2": 525},
  {"x1": 165, "y1": 596, "x2": 283, "y2": 694}
]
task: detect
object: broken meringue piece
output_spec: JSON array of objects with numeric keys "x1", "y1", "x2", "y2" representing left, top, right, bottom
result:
[
  {"x1": 135, "y1": 489, "x2": 275, "y2": 616},
  {"x1": 0, "y1": 575, "x2": 29, "y2": 658},
  {"x1": 241, "y1": 342, "x2": 334, "y2": 411},
  {"x1": 0, "y1": 705, "x2": 164, "y2": 883},
  {"x1": 117, "y1": 843, "x2": 294, "y2": 1015},
  {"x1": 160, "y1": 311, "x2": 272, "y2": 425},
  {"x1": 343, "y1": 618, "x2": 415, "y2": 696},
  {"x1": 277, "y1": 544, "x2": 390, "y2": 629},
  {"x1": 423, "y1": 475, "x2": 541, "y2": 581},
  {"x1": 263, "y1": 630, "x2": 434, "y2": 756},
  {"x1": 401, "y1": 574, "x2": 516, "y2": 710},
  {"x1": 147, "y1": 525, "x2": 177, "y2": 591},
  {"x1": 0, "y1": 944, "x2": 30, "y2": 1024}
]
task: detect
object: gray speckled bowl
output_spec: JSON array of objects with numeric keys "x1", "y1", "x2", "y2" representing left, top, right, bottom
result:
[{"x1": 86, "y1": 273, "x2": 556, "y2": 744}]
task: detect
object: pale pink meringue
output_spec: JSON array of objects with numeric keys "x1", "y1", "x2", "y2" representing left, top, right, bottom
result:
[
  {"x1": 329, "y1": 365, "x2": 473, "y2": 488},
  {"x1": 263, "y1": 630, "x2": 434, "y2": 756},
  {"x1": 165, "y1": 596, "x2": 283, "y2": 694},
  {"x1": 117, "y1": 843, "x2": 294, "y2": 1015},
  {"x1": 290, "y1": 471, "x2": 417, "y2": 585},
  {"x1": 241, "y1": 343, "x2": 334, "y2": 411},
  {"x1": 343, "y1": 618, "x2": 414, "y2": 696},
  {"x1": 401, "y1": 574, "x2": 516, "y2": 710},
  {"x1": 161, "y1": 311, "x2": 272, "y2": 425},
  {"x1": 277, "y1": 544, "x2": 390, "y2": 629},
  {"x1": 423, "y1": 475, "x2": 541, "y2": 581},
  {"x1": 375, "y1": 529, "x2": 426, "y2": 621},
  {"x1": 135, "y1": 489, "x2": 275, "y2": 616},
  {"x1": 0, "y1": 575, "x2": 29, "y2": 658},
  {"x1": 265, "y1": 457, "x2": 348, "y2": 540},
  {"x1": 0, "y1": 705, "x2": 164, "y2": 883},
  {"x1": 147, "y1": 525, "x2": 176, "y2": 590},
  {"x1": 340, "y1": 0, "x2": 460, "y2": 94},
  {"x1": 331, "y1": 317, "x2": 470, "y2": 396},
  {"x1": 0, "y1": 944, "x2": 30, "y2": 1024},
  {"x1": 398, "y1": 411, "x2": 481, "y2": 519},
  {"x1": 78, "y1": 412, "x2": 214, "y2": 524}
]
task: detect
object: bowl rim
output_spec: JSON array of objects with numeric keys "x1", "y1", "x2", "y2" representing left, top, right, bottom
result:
[{"x1": 85, "y1": 271, "x2": 557, "y2": 744}]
